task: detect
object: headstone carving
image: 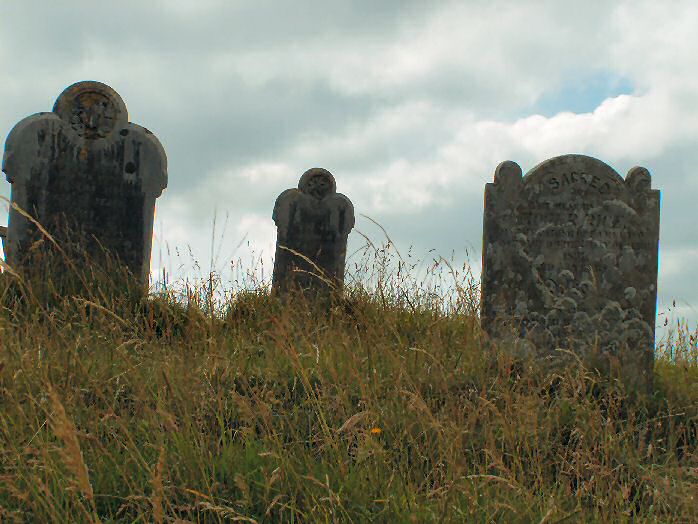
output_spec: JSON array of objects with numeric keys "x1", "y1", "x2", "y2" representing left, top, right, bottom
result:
[
  {"x1": 2, "y1": 81, "x2": 167, "y2": 284},
  {"x1": 272, "y1": 168, "x2": 354, "y2": 296},
  {"x1": 481, "y1": 155, "x2": 660, "y2": 391}
]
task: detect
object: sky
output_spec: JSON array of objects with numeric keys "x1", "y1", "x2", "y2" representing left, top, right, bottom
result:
[{"x1": 1, "y1": 1, "x2": 696, "y2": 335}]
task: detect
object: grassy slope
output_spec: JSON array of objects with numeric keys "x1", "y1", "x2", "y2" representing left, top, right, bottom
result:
[{"x1": 0, "y1": 264, "x2": 696, "y2": 523}]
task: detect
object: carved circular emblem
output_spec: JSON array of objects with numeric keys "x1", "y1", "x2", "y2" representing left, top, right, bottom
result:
[
  {"x1": 299, "y1": 168, "x2": 336, "y2": 200},
  {"x1": 68, "y1": 91, "x2": 118, "y2": 138},
  {"x1": 53, "y1": 81, "x2": 128, "y2": 139}
]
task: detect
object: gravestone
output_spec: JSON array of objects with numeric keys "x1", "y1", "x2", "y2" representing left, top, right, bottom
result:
[
  {"x1": 2, "y1": 81, "x2": 167, "y2": 284},
  {"x1": 481, "y1": 155, "x2": 660, "y2": 391},
  {"x1": 0, "y1": 226, "x2": 7, "y2": 266},
  {"x1": 272, "y1": 168, "x2": 354, "y2": 296}
]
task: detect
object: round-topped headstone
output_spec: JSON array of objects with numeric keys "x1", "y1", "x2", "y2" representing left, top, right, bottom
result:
[
  {"x1": 272, "y1": 168, "x2": 354, "y2": 296},
  {"x1": 2, "y1": 81, "x2": 168, "y2": 284},
  {"x1": 481, "y1": 154, "x2": 660, "y2": 392}
]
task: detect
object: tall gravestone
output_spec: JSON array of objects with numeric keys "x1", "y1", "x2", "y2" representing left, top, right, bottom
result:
[
  {"x1": 481, "y1": 155, "x2": 660, "y2": 391},
  {"x1": 272, "y1": 168, "x2": 354, "y2": 296},
  {"x1": 0, "y1": 226, "x2": 6, "y2": 249},
  {"x1": 2, "y1": 81, "x2": 167, "y2": 284}
]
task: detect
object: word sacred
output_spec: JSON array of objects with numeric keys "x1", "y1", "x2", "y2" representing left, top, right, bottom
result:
[{"x1": 543, "y1": 171, "x2": 615, "y2": 194}]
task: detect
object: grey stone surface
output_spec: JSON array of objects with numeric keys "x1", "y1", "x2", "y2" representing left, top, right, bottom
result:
[
  {"x1": 481, "y1": 154, "x2": 660, "y2": 391},
  {"x1": 2, "y1": 81, "x2": 167, "y2": 283},
  {"x1": 272, "y1": 168, "x2": 354, "y2": 296}
]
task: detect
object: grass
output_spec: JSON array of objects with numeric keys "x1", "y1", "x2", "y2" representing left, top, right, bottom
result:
[{"x1": 0, "y1": 240, "x2": 696, "y2": 523}]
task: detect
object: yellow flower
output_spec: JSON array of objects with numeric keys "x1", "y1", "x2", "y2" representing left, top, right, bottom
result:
[{"x1": 370, "y1": 427, "x2": 382, "y2": 435}]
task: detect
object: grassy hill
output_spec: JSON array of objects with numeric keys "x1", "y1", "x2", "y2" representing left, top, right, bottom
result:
[{"x1": 0, "y1": 255, "x2": 696, "y2": 523}]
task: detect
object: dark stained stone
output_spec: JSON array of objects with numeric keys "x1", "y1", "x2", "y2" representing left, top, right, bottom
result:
[
  {"x1": 2, "y1": 81, "x2": 167, "y2": 284},
  {"x1": 0, "y1": 226, "x2": 7, "y2": 262},
  {"x1": 272, "y1": 167, "x2": 354, "y2": 296},
  {"x1": 481, "y1": 154, "x2": 660, "y2": 392}
]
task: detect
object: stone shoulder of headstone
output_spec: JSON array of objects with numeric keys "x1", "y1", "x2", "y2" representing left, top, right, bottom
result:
[
  {"x1": 122, "y1": 122, "x2": 168, "y2": 197},
  {"x1": 324, "y1": 190, "x2": 355, "y2": 236},
  {"x1": 2, "y1": 112, "x2": 61, "y2": 183},
  {"x1": 333, "y1": 192, "x2": 355, "y2": 233},
  {"x1": 272, "y1": 188, "x2": 303, "y2": 240},
  {"x1": 493, "y1": 160, "x2": 523, "y2": 188}
]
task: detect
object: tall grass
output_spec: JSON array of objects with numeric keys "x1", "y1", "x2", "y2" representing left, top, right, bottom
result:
[{"x1": 0, "y1": 238, "x2": 696, "y2": 523}]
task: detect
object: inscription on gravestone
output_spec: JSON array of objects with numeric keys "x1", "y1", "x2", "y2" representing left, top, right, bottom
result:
[
  {"x1": 481, "y1": 155, "x2": 660, "y2": 391},
  {"x1": 2, "y1": 81, "x2": 167, "y2": 284},
  {"x1": 272, "y1": 168, "x2": 354, "y2": 296}
]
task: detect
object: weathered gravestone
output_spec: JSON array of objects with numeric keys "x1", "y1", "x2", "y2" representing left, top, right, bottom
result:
[
  {"x1": 481, "y1": 155, "x2": 660, "y2": 391},
  {"x1": 272, "y1": 168, "x2": 354, "y2": 296},
  {"x1": 2, "y1": 81, "x2": 167, "y2": 284},
  {"x1": 0, "y1": 226, "x2": 7, "y2": 253}
]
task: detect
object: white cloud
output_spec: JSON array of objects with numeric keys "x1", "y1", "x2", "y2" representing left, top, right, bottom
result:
[{"x1": 611, "y1": 1, "x2": 698, "y2": 90}]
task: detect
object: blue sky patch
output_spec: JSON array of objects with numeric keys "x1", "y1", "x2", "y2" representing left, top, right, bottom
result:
[{"x1": 533, "y1": 72, "x2": 634, "y2": 116}]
